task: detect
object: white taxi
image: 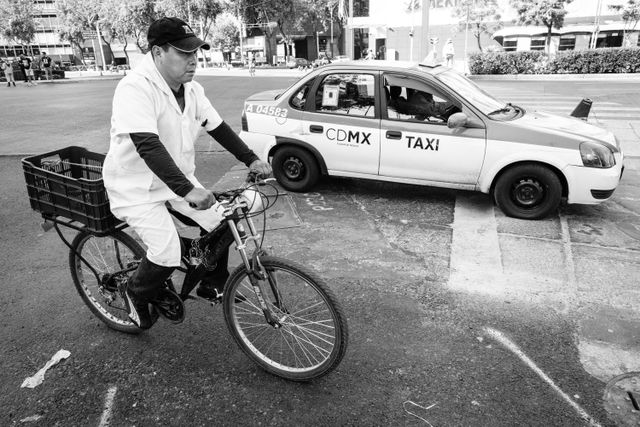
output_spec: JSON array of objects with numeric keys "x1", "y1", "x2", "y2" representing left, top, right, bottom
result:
[{"x1": 239, "y1": 61, "x2": 624, "y2": 220}]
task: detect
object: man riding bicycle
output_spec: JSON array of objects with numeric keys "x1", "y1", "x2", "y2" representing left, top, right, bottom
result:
[{"x1": 103, "y1": 17, "x2": 271, "y2": 329}]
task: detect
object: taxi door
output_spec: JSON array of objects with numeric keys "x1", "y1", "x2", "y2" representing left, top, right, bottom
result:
[
  {"x1": 303, "y1": 72, "x2": 380, "y2": 175},
  {"x1": 379, "y1": 74, "x2": 486, "y2": 186}
]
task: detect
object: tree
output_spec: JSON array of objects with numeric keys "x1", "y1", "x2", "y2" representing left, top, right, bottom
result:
[
  {"x1": 509, "y1": 0, "x2": 573, "y2": 54},
  {"x1": 452, "y1": 0, "x2": 502, "y2": 52},
  {"x1": 242, "y1": 0, "x2": 295, "y2": 65},
  {"x1": 609, "y1": 0, "x2": 640, "y2": 47},
  {"x1": 56, "y1": 0, "x2": 106, "y2": 66},
  {"x1": 102, "y1": 0, "x2": 157, "y2": 58},
  {"x1": 294, "y1": 0, "x2": 336, "y2": 57},
  {"x1": 210, "y1": 11, "x2": 239, "y2": 61},
  {"x1": 154, "y1": 0, "x2": 225, "y2": 65},
  {"x1": 0, "y1": 0, "x2": 36, "y2": 56},
  {"x1": 155, "y1": 0, "x2": 224, "y2": 40}
]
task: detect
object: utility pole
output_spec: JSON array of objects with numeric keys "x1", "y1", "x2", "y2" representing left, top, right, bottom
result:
[
  {"x1": 591, "y1": 0, "x2": 603, "y2": 49},
  {"x1": 464, "y1": 0, "x2": 470, "y2": 73},
  {"x1": 330, "y1": 4, "x2": 334, "y2": 57},
  {"x1": 237, "y1": 3, "x2": 244, "y2": 63},
  {"x1": 95, "y1": 21, "x2": 106, "y2": 74}
]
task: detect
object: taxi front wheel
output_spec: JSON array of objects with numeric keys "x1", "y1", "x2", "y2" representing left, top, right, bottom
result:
[
  {"x1": 493, "y1": 164, "x2": 562, "y2": 220},
  {"x1": 272, "y1": 146, "x2": 320, "y2": 192}
]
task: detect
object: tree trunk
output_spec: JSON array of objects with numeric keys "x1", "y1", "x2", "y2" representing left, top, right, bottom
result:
[
  {"x1": 264, "y1": 29, "x2": 278, "y2": 65},
  {"x1": 123, "y1": 39, "x2": 129, "y2": 64},
  {"x1": 475, "y1": 23, "x2": 483, "y2": 52},
  {"x1": 546, "y1": 25, "x2": 552, "y2": 55},
  {"x1": 102, "y1": 38, "x2": 114, "y2": 64},
  {"x1": 73, "y1": 41, "x2": 86, "y2": 65}
]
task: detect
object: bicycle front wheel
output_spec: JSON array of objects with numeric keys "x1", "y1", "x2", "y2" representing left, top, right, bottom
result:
[
  {"x1": 223, "y1": 256, "x2": 348, "y2": 381},
  {"x1": 69, "y1": 230, "x2": 144, "y2": 334}
]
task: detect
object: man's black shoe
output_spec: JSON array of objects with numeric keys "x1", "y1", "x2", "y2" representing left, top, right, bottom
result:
[{"x1": 120, "y1": 282, "x2": 155, "y2": 329}]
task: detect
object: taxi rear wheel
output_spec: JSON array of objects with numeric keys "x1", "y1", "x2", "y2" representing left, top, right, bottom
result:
[
  {"x1": 272, "y1": 147, "x2": 320, "y2": 192},
  {"x1": 494, "y1": 164, "x2": 562, "y2": 220}
]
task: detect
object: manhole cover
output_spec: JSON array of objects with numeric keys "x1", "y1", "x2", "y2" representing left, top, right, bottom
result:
[{"x1": 604, "y1": 372, "x2": 640, "y2": 426}]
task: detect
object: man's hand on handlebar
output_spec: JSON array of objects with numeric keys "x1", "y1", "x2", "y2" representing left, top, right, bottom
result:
[
  {"x1": 249, "y1": 159, "x2": 272, "y2": 178},
  {"x1": 185, "y1": 187, "x2": 215, "y2": 210}
]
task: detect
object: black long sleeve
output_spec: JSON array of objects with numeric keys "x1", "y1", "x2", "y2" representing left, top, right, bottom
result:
[
  {"x1": 207, "y1": 121, "x2": 259, "y2": 167},
  {"x1": 129, "y1": 132, "x2": 195, "y2": 197}
]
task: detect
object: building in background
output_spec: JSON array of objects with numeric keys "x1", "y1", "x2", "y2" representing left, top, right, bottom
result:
[
  {"x1": 345, "y1": 0, "x2": 431, "y2": 61},
  {"x1": 0, "y1": 0, "x2": 124, "y2": 68},
  {"x1": 1, "y1": 0, "x2": 637, "y2": 68},
  {"x1": 0, "y1": 0, "x2": 76, "y2": 65},
  {"x1": 492, "y1": 0, "x2": 638, "y2": 52},
  {"x1": 342, "y1": 0, "x2": 637, "y2": 64}
]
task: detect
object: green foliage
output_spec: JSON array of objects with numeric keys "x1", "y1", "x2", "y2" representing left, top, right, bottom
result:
[
  {"x1": 609, "y1": 0, "x2": 640, "y2": 28},
  {"x1": 469, "y1": 51, "x2": 547, "y2": 74},
  {"x1": 509, "y1": 0, "x2": 572, "y2": 29},
  {"x1": 452, "y1": 0, "x2": 502, "y2": 52},
  {"x1": 469, "y1": 48, "x2": 640, "y2": 74},
  {"x1": 0, "y1": 0, "x2": 36, "y2": 45},
  {"x1": 210, "y1": 12, "x2": 239, "y2": 50},
  {"x1": 509, "y1": 0, "x2": 572, "y2": 52},
  {"x1": 547, "y1": 48, "x2": 640, "y2": 74},
  {"x1": 103, "y1": 0, "x2": 157, "y2": 52}
]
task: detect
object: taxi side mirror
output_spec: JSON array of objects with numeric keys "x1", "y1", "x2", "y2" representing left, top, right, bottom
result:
[{"x1": 447, "y1": 112, "x2": 468, "y2": 129}]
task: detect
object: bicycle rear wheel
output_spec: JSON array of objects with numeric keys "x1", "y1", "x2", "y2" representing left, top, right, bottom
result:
[
  {"x1": 69, "y1": 230, "x2": 144, "y2": 334},
  {"x1": 223, "y1": 256, "x2": 348, "y2": 381}
]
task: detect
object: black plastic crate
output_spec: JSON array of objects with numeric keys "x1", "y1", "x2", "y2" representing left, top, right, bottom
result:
[{"x1": 22, "y1": 146, "x2": 120, "y2": 234}]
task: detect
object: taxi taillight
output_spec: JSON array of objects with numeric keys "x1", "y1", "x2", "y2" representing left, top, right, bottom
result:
[{"x1": 241, "y1": 110, "x2": 248, "y2": 131}]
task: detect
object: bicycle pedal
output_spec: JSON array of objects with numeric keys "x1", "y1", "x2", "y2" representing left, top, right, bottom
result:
[{"x1": 150, "y1": 288, "x2": 186, "y2": 324}]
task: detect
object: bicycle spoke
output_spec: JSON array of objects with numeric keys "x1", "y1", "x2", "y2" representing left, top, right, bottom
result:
[
  {"x1": 74, "y1": 234, "x2": 140, "y2": 327},
  {"x1": 227, "y1": 259, "x2": 345, "y2": 376},
  {"x1": 282, "y1": 323, "x2": 333, "y2": 356}
]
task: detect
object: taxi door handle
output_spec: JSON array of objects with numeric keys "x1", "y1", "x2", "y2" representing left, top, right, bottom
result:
[
  {"x1": 386, "y1": 130, "x2": 402, "y2": 140},
  {"x1": 310, "y1": 125, "x2": 324, "y2": 133}
]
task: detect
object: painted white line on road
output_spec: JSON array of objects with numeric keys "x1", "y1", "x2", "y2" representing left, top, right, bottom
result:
[
  {"x1": 448, "y1": 194, "x2": 504, "y2": 293},
  {"x1": 559, "y1": 215, "x2": 577, "y2": 293},
  {"x1": 484, "y1": 327, "x2": 602, "y2": 427},
  {"x1": 98, "y1": 386, "x2": 117, "y2": 427}
]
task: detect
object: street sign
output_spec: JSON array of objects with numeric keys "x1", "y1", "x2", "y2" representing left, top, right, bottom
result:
[{"x1": 82, "y1": 31, "x2": 97, "y2": 39}]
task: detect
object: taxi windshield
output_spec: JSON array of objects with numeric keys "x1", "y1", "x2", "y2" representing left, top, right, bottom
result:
[{"x1": 435, "y1": 70, "x2": 505, "y2": 116}]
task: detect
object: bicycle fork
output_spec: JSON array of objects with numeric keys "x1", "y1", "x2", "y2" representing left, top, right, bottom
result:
[{"x1": 228, "y1": 217, "x2": 283, "y2": 328}]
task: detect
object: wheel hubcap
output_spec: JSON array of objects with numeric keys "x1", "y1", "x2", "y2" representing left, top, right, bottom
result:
[
  {"x1": 283, "y1": 157, "x2": 304, "y2": 180},
  {"x1": 513, "y1": 178, "x2": 544, "y2": 207}
]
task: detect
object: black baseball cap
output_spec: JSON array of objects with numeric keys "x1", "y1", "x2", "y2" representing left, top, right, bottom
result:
[{"x1": 147, "y1": 17, "x2": 210, "y2": 52}]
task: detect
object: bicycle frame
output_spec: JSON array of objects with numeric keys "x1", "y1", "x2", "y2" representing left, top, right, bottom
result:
[
  {"x1": 44, "y1": 178, "x2": 285, "y2": 327},
  {"x1": 177, "y1": 190, "x2": 284, "y2": 327}
]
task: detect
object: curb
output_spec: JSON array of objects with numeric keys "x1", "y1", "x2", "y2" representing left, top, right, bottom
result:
[
  {"x1": 24, "y1": 68, "x2": 640, "y2": 83},
  {"x1": 469, "y1": 73, "x2": 640, "y2": 81}
]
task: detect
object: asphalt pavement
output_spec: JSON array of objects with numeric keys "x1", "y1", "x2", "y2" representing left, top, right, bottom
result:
[{"x1": 2, "y1": 71, "x2": 640, "y2": 426}]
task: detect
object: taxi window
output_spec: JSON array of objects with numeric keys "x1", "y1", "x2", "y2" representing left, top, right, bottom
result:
[
  {"x1": 289, "y1": 79, "x2": 314, "y2": 110},
  {"x1": 383, "y1": 75, "x2": 461, "y2": 124},
  {"x1": 314, "y1": 73, "x2": 376, "y2": 118}
]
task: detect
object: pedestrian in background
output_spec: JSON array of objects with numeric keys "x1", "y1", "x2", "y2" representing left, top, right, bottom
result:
[
  {"x1": 19, "y1": 55, "x2": 36, "y2": 86},
  {"x1": 248, "y1": 58, "x2": 255, "y2": 76},
  {"x1": 40, "y1": 52, "x2": 52, "y2": 80},
  {"x1": 442, "y1": 38, "x2": 455, "y2": 67},
  {"x1": 1, "y1": 59, "x2": 16, "y2": 87}
]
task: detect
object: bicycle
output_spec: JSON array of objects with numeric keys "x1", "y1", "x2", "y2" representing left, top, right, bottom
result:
[{"x1": 23, "y1": 146, "x2": 348, "y2": 381}]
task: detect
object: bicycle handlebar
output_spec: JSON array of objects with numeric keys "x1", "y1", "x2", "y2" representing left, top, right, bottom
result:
[{"x1": 188, "y1": 171, "x2": 273, "y2": 208}]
